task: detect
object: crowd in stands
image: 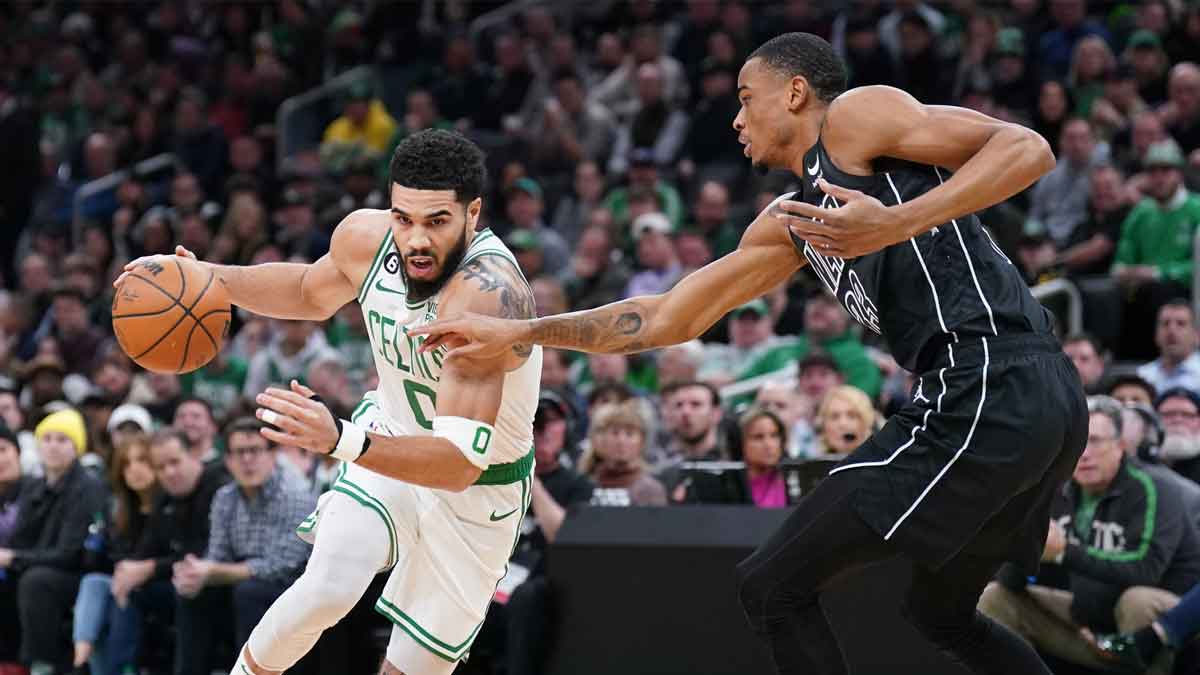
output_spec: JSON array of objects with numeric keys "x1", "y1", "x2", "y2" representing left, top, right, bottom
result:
[{"x1": 5, "y1": 0, "x2": 1200, "y2": 673}]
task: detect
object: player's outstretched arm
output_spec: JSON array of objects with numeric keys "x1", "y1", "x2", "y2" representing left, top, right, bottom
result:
[
  {"x1": 778, "y1": 86, "x2": 1055, "y2": 258},
  {"x1": 113, "y1": 210, "x2": 378, "y2": 321},
  {"x1": 411, "y1": 210, "x2": 805, "y2": 358}
]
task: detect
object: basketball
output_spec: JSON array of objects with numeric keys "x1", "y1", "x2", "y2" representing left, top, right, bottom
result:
[{"x1": 112, "y1": 256, "x2": 232, "y2": 374}]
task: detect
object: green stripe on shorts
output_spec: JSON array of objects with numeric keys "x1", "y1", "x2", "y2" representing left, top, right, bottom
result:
[{"x1": 374, "y1": 596, "x2": 484, "y2": 662}]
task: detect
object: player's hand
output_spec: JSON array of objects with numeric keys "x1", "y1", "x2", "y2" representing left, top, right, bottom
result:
[
  {"x1": 113, "y1": 246, "x2": 199, "y2": 288},
  {"x1": 255, "y1": 380, "x2": 339, "y2": 453},
  {"x1": 411, "y1": 312, "x2": 528, "y2": 360},
  {"x1": 773, "y1": 178, "x2": 904, "y2": 258}
]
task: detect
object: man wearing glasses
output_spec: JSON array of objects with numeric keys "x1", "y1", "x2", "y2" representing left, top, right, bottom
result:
[
  {"x1": 171, "y1": 417, "x2": 315, "y2": 661},
  {"x1": 978, "y1": 395, "x2": 1200, "y2": 672}
]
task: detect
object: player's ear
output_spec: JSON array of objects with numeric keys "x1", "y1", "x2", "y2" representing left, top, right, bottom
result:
[
  {"x1": 788, "y1": 75, "x2": 809, "y2": 112},
  {"x1": 466, "y1": 197, "x2": 482, "y2": 229}
]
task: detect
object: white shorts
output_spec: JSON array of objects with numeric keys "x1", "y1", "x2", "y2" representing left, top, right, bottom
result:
[{"x1": 296, "y1": 392, "x2": 533, "y2": 665}]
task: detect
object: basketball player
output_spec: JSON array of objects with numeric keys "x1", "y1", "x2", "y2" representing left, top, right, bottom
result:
[
  {"x1": 414, "y1": 33, "x2": 1088, "y2": 675},
  {"x1": 117, "y1": 130, "x2": 540, "y2": 675}
]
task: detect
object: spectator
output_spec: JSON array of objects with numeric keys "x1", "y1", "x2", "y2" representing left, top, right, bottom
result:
[
  {"x1": 243, "y1": 320, "x2": 340, "y2": 400},
  {"x1": 560, "y1": 223, "x2": 632, "y2": 311},
  {"x1": 991, "y1": 28, "x2": 1039, "y2": 124},
  {"x1": 180, "y1": 350, "x2": 248, "y2": 423},
  {"x1": 70, "y1": 436, "x2": 158, "y2": 675},
  {"x1": 121, "y1": 429, "x2": 229, "y2": 675},
  {"x1": 0, "y1": 424, "x2": 30, "y2": 667},
  {"x1": 979, "y1": 395, "x2": 1200, "y2": 670},
  {"x1": 1033, "y1": 80, "x2": 1075, "y2": 155},
  {"x1": 1110, "y1": 373, "x2": 1158, "y2": 407},
  {"x1": 700, "y1": 299, "x2": 791, "y2": 386},
  {"x1": 1027, "y1": 118, "x2": 1109, "y2": 249},
  {"x1": 688, "y1": 181, "x2": 741, "y2": 258},
  {"x1": 1064, "y1": 332, "x2": 1108, "y2": 393},
  {"x1": 527, "y1": 71, "x2": 617, "y2": 180},
  {"x1": 754, "y1": 381, "x2": 817, "y2": 459},
  {"x1": 0, "y1": 408, "x2": 107, "y2": 675},
  {"x1": 1115, "y1": 109, "x2": 1170, "y2": 181},
  {"x1": 324, "y1": 304, "x2": 374, "y2": 396},
  {"x1": 1036, "y1": 0, "x2": 1112, "y2": 81},
  {"x1": 172, "y1": 89, "x2": 229, "y2": 197},
  {"x1": 812, "y1": 385, "x2": 877, "y2": 459},
  {"x1": 550, "y1": 161, "x2": 608, "y2": 250},
  {"x1": 476, "y1": 32, "x2": 534, "y2": 133},
  {"x1": 608, "y1": 62, "x2": 690, "y2": 176},
  {"x1": 895, "y1": 11, "x2": 952, "y2": 105},
  {"x1": 1068, "y1": 35, "x2": 1116, "y2": 117},
  {"x1": 1091, "y1": 64, "x2": 1148, "y2": 141},
  {"x1": 797, "y1": 350, "x2": 847, "y2": 407},
  {"x1": 1114, "y1": 142, "x2": 1200, "y2": 358},
  {"x1": 737, "y1": 291, "x2": 883, "y2": 402},
  {"x1": 625, "y1": 212, "x2": 682, "y2": 298},
  {"x1": 1057, "y1": 164, "x2": 1131, "y2": 277},
  {"x1": 506, "y1": 229, "x2": 547, "y2": 281},
  {"x1": 1163, "y1": 62, "x2": 1200, "y2": 157},
  {"x1": 843, "y1": 12, "x2": 899, "y2": 91},
  {"x1": 602, "y1": 148, "x2": 685, "y2": 230},
  {"x1": 580, "y1": 402, "x2": 666, "y2": 507},
  {"x1": 590, "y1": 24, "x2": 688, "y2": 121},
  {"x1": 1126, "y1": 31, "x2": 1171, "y2": 107},
  {"x1": 319, "y1": 81, "x2": 397, "y2": 173},
  {"x1": 503, "y1": 178, "x2": 570, "y2": 274},
  {"x1": 678, "y1": 59, "x2": 744, "y2": 185},
  {"x1": 1138, "y1": 301, "x2": 1200, "y2": 396},
  {"x1": 173, "y1": 398, "x2": 219, "y2": 465},
  {"x1": 652, "y1": 381, "x2": 726, "y2": 493},
  {"x1": 175, "y1": 418, "x2": 313, "y2": 654},
  {"x1": 1156, "y1": 387, "x2": 1200, "y2": 484},
  {"x1": 655, "y1": 340, "x2": 706, "y2": 391}
]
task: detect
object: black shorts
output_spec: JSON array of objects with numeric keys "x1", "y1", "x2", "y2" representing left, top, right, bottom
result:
[{"x1": 831, "y1": 333, "x2": 1088, "y2": 573}]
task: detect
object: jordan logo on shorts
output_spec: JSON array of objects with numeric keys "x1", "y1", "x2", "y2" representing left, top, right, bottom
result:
[{"x1": 913, "y1": 379, "x2": 930, "y2": 404}]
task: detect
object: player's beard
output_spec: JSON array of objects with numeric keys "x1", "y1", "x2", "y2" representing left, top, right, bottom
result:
[
  {"x1": 403, "y1": 229, "x2": 469, "y2": 303},
  {"x1": 1160, "y1": 432, "x2": 1200, "y2": 462}
]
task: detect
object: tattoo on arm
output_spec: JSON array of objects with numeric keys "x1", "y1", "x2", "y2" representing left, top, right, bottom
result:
[
  {"x1": 460, "y1": 257, "x2": 537, "y2": 356},
  {"x1": 528, "y1": 301, "x2": 651, "y2": 354}
]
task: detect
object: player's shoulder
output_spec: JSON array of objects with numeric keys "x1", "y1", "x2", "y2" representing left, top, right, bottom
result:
[
  {"x1": 331, "y1": 209, "x2": 392, "y2": 258},
  {"x1": 442, "y1": 253, "x2": 534, "y2": 321},
  {"x1": 823, "y1": 86, "x2": 919, "y2": 136}
]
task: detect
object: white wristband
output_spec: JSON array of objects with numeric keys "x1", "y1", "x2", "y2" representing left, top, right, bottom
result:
[
  {"x1": 433, "y1": 416, "x2": 495, "y2": 470},
  {"x1": 332, "y1": 419, "x2": 367, "y2": 462}
]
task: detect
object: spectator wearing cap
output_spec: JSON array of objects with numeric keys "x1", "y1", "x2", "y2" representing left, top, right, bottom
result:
[
  {"x1": 506, "y1": 229, "x2": 547, "y2": 281},
  {"x1": 1156, "y1": 387, "x2": 1200, "y2": 484},
  {"x1": 625, "y1": 212, "x2": 682, "y2": 298},
  {"x1": 602, "y1": 147, "x2": 685, "y2": 231},
  {"x1": 980, "y1": 395, "x2": 1200, "y2": 671},
  {"x1": 797, "y1": 350, "x2": 847, "y2": 409},
  {"x1": 1110, "y1": 373, "x2": 1158, "y2": 407},
  {"x1": 678, "y1": 59, "x2": 744, "y2": 186},
  {"x1": 319, "y1": 80, "x2": 397, "y2": 172},
  {"x1": 1036, "y1": 0, "x2": 1112, "y2": 81},
  {"x1": 606, "y1": 61, "x2": 689, "y2": 177},
  {"x1": 1026, "y1": 118, "x2": 1110, "y2": 252},
  {"x1": 0, "y1": 422, "x2": 30, "y2": 666},
  {"x1": 700, "y1": 299, "x2": 792, "y2": 386},
  {"x1": 108, "y1": 403, "x2": 154, "y2": 451},
  {"x1": 1138, "y1": 300, "x2": 1200, "y2": 396},
  {"x1": 0, "y1": 407, "x2": 107, "y2": 673},
  {"x1": 504, "y1": 178, "x2": 569, "y2": 275},
  {"x1": 49, "y1": 285, "x2": 108, "y2": 376},
  {"x1": 1126, "y1": 30, "x2": 1171, "y2": 106},
  {"x1": 737, "y1": 291, "x2": 882, "y2": 402},
  {"x1": 1114, "y1": 141, "x2": 1200, "y2": 358}
]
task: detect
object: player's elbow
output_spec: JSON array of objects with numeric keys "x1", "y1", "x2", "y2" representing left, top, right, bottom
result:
[
  {"x1": 443, "y1": 458, "x2": 483, "y2": 493},
  {"x1": 1021, "y1": 126, "x2": 1056, "y2": 177}
]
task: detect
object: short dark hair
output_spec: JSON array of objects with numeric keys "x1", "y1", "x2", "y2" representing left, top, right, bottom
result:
[
  {"x1": 661, "y1": 380, "x2": 722, "y2": 408},
  {"x1": 149, "y1": 427, "x2": 191, "y2": 453},
  {"x1": 388, "y1": 129, "x2": 487, "y2": 204},
  {"x1": 1064, "y1": 332, "x2": 1104, "y2": 357},
  {"x1": 1160, "y1": 298, "x2": 1194, "y2": 321},
  {"x1": 224, "y1": 416, "x2": 272, "y2": 447},
  {"x1": 747, "y1": 32, "x2": 847, "y2": 104},
  {"x1": 174, "y1": 397, "x2": 214, "y2": 423}
]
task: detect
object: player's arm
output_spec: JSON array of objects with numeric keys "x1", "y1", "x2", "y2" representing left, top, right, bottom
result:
[
  {"x1": 114, "y1": 210, "x2": 378, "y2": 321},
  {"x1": 780, "y1": 86, "x2": 1055, "y2": 256},
  {"x1": 411, "y1": 210, "x2": 805, "y2": 357},
  {"x1": 255, "y1": 256, "x2": 538, "y2": 492}
]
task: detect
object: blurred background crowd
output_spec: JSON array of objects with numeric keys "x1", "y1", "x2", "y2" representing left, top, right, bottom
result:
[{"x1": 4, "y1": 0, "x2": 1200, "y2": 674}]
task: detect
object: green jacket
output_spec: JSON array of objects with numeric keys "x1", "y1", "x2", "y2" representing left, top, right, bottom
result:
[
  {"x1": 1113, "y1": 189, "x2": 1200, "y2": 283},
  {"x1": 735, "y1": 333, "x2": 883, "y2": 401}
]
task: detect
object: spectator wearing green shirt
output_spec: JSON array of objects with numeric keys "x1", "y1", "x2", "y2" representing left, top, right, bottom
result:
[
  {"x1": 1114, "y1": 140, "x2": 1200, "y2": 358},
  {"x1": 179, "y1": 351, "x2": 248, "y2": 423},
  {"x1": 602, "y1": 148, "x2": 685, "y2": 231},
  {"x1": 736, "y1": 291, "x2": 883, "y2": 403}
]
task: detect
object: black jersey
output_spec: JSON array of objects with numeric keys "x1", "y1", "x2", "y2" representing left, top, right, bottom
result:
[{"x1": 786, "y1": 138, "x2": 1054, "y2": 373}]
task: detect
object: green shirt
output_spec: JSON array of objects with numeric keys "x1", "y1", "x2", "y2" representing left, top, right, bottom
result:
[
  {"x1": 603, "y1": 182, "x2": 686, "y2": 232},
  {"x1": 1113, "y1": 189, "x2": 1200, "y2": 283},
  {"x1": 735, "y1": 333, "x2": 883, "y2": 402},
  {"x1": 180, "y1": 357, "x2": 249, "y2": 420}
]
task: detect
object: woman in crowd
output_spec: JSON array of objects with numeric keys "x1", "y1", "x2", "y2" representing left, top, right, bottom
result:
[
  {"x1": 813, "y1": 385, "x2": 878, "y2": 459},
  {"x1": 737, "y1": 407, "x2": 789, "y2": 509},
  {"x1": 72, "y1": 435, "x2": 158, "y2": 675},
  {"x1": 580, "y1": 402, "x2": 667, "y2": 507}
]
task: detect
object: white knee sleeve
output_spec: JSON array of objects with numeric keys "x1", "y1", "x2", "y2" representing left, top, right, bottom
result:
[
  {"x1": 245, "y1": 492, "x2": 393, "y2": 672},
  {"x1": 385, "y1": 624, "x2": 460, "y2": 675}
]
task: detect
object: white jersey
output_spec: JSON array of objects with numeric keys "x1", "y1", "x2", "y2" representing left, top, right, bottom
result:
[{"x1": 354, "y1": 227, "x2": 541, "y2": 469}]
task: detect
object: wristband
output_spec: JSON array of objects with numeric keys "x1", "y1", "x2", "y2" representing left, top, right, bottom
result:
[{"x1": 332, "y1": 418, "x2": 370, "y2": 462}]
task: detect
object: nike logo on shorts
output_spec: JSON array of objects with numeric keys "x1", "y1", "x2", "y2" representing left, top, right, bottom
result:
[{"x1": 489, "y1": 507, "x2": 520, "y2": 521}]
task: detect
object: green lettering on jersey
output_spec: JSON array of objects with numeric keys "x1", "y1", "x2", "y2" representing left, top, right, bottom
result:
[
  {"x1": 472, "y1": 426, "x2": 492, "y2": 455},
  {"x1": 403, "y1": 380, "x2": 437, "y2": 430},
  {"x1": 378, "y1": 316, "x2": 410, "y2": 373}
]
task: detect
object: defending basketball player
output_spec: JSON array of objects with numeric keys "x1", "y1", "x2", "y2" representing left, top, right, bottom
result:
[
  {"x1": 414, "y1": 34, "x2": 1088, "y2": 675},
  {"x1": 116, "y1": 130, "x2": 540, "y2": 675}
]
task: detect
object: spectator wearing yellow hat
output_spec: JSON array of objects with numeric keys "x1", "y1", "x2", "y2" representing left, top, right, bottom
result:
[{"x1": 0, "y1": 407, "x2": 107, "y2": 674}]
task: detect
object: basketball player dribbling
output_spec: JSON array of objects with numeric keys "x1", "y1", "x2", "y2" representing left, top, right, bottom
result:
[
  {"x1": 117, "y1": 130, "x2": 541, "y2": 675},
  {"x1": 414, "y1": 33, "x2": 1088, "y2": 675}
]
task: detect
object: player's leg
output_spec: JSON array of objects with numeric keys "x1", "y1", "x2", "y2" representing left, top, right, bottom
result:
[
  {"x1": 233, "y1": 491, "x2": 392, "y2": 675},
  {"x1": 734, "y1": 473, "x2": 896, "y2": 675},
  {"x1": 381, "y1": 626, "x2": 459, "y2": 675},
  {"x1": 903, "y1": 553, "x2": 1054, "y2": 675}
]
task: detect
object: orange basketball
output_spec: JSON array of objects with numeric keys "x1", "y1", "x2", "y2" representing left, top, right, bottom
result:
[{"x1": 112, "y1": 256, "x2": 231, "y2": 374}]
